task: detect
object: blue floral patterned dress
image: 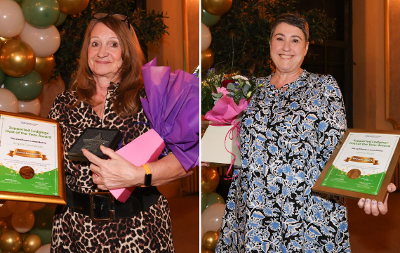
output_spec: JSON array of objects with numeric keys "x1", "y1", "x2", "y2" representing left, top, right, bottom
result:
[{"x1": 216, "y1": 70, "x2": 350, "y2": 252}]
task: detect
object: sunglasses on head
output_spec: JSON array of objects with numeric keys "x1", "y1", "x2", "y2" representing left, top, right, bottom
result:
[{"x1": 93, "y1": 13, "x2": 131, "y2": 31}]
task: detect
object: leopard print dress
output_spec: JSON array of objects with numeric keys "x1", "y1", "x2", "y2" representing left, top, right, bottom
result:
[{"x1": 48, "y1": 84, "x2": 174, "y2": 252}]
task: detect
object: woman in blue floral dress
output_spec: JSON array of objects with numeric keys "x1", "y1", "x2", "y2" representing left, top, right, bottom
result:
[{"x1": 216, "y1": 13, "x2": 396, "y2": 252}]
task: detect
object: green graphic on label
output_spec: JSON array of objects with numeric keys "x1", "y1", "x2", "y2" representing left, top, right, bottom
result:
[
  {"x1": 321, "y1": 165, "x2": 385, "y2": 195},
  {"x1": 0, "y1": 165, "x2": 59, "y2": 196}
]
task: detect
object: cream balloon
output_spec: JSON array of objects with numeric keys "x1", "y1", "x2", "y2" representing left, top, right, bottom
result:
[
  {"x1": 201, "y1": 203, "x2": 225, "y2": 233},
  {"x1": 11, "y1": 209, "x2": 35, "y2": 233},
  {"x1": 0, "y1": 88, "x2": 18, "y2": 113},
  {"x1": 18, "y1": 99, "x2": 41, "y2": 116},
  {"x1": 5, "y1": 201, "x2": 29, "y2": 214},
  {"x1": 34, "y1": 243, "x2": 50, "y2": 253},
  {"x1": 19, "y1": 23, "x2": 61, "y2": 57},
  {"x1": 0, "y1": 204, "x2": 12, "y2": 218},
  {"x1": 201, "y1": 23, "x2": 212, "y2": 52},
  {"x1": 0, "y1": 0, "x2": 25, "y2": 37}
]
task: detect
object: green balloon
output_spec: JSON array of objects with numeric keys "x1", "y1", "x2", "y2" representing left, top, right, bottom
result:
[
  {"x1": 22, "y1": 0, "x2": 60, "y2": 28},
  {"x1": 201, "y1": 191, "x2": 208, "y2": 213},
  {"x1": 206, "y1": 192, "x2": 225, "y2": 208},
  {"x1": 29, "y1": 228, "x2": 52, "y2": 245},
  {"x1": 54, "y1": 12, "x2": 67, "y2": 27},
  {"x1": 202, "y1": 8, "x2": 220, "y2": 26},
  {"x1": 33, "y1": 206, "x2": 55, "y2": 230},
  {"x1": 13, "y1": 0, "x2": 23, "y2": 3},
  {"x1": 4, "y1": 70, "x2": 43, "y2": 101},
  {"x1": 0, "y1": 69, "x2": 5, "y2": 85},
  {"x1": 29, "y1": 206, "x2": 55, "y2": 245}
]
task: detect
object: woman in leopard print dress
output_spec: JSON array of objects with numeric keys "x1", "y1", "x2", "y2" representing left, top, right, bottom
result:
[{"x1": 48, "y1": 14, "x2": 191, "y2": 252}]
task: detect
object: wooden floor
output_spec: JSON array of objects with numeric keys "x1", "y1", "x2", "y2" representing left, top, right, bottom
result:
[
  {"x1": 168, "y1": 193, "x2": 199, "y2": 253},
  {"x1": 348, "y1": 191, "x2": 400, "y2": 253}
]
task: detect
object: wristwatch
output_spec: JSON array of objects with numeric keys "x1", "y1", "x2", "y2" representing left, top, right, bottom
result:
[{"x1": 142, "y1": 164, "x2": 152, "y2": 187}]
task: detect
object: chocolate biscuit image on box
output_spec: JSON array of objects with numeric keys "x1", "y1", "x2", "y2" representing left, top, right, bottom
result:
[
  {"x1": 19, "y1": 166, "x2": 35, "y2": 179},
  {"x1": 347, "y1": 169, "x2": 361, "y2": 179}
]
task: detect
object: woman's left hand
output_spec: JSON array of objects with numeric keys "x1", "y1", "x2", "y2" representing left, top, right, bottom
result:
[
  {"x1": 82, "y1": 145, "x2": 141, "y2": 190},
  {"x1": 358, "y1": 183, "x2": 396, "y2": 216}
]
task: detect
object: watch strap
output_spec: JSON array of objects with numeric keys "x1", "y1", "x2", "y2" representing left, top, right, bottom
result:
[{"x1": 142, "y1": 163, "x2": 152, "y2": 187}]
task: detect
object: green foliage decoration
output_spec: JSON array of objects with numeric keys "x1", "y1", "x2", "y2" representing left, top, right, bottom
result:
[
  {"x1": 208, "y1": 0, "x2": 335, "y2": 77},
  {"x1": 54, "y1": 0, "x2": 168, "y2": 87}
]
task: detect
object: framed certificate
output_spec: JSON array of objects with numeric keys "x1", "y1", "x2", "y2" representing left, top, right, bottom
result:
[
  {"x1": 0, "y1": 110, "x2": 65, "y2": 205},
  {"x1": 313, "y1": 129, "x2": 400, "y2": 202}
]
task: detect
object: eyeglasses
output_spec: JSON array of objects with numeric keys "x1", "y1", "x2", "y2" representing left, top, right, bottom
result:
[{"x1": 93, "y1": 13, "x2": 131, "y2": 31}]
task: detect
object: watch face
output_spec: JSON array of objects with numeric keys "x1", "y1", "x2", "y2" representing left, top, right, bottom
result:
[{"x1": 144, "y1": 173, "x2": 152, "y2": 187}]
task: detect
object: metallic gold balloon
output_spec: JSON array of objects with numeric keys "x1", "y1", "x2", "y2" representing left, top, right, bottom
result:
[
  {"x1": 202, "y1": 230, "x2": 219, "y2": 250},
  {"x1": 22, "y1": 234, "x2": 41, "y2": 253},
  {"x1": 0, "y1": 229, "x2": 22, "y2": 252},
  {"x1": 202, "y1": 0, "x2": 233, "y2": 15},
  {"x1": 201, "y1": 167, "x2": 220, "y2": 193},
  {"x1": 1, "y1": 37, "x2": 15, "y2": 45},
  {"x1": 0, "y1": 39, "x2": 35, "y2": 77},
  {"x1": 201, "y1": 247, "x2": 214, "y2": 253},
  {"x1": 201, "y1": 47, "x2": 214, "y2": 72},
  {"x1": 58, "y1": 0, "x2": 89, "y2": 15},
  {"x1": 35, "y1": 56, "x2": 55, "y2": 83}
]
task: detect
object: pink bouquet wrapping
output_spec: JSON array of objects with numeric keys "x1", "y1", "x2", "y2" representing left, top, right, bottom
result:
[
  {"x1": 110, "y1": 58, "x2": 199, "y2": 203},
  {"x1": 202, "y1": 95, "x2": 248, "y2": 170},
  {"x1": 205, "y1": 96, "x2": 248, "y2": 124}
]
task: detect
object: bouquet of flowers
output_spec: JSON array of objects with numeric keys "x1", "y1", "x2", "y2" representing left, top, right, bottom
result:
[
  {"x1": 201, "y1": 68, "x2": 260, "y2": 169},
  {"x1": 201, "y1": 68, "x2": 260, "y2": 123}
]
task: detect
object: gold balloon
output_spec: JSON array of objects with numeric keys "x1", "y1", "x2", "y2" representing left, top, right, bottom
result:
[
  {"x1": 201, "y1": 47, "x2": 214, "y2": 72},
  {"x1": 202, "y1": 230, "x2": 219, "y2": 251},
  {"x1": 35, "y1": 56, "x2": 56, "y2": 83},
  {"x1": 22, "y1": 234, "x2": 41, "y2": 253},
  {"x1": 202, "y1": 0, "x2": 233, "y2": 15},
  {"x1": 58, "y1": 0, "x2": 89, "y2": 15},
  {"x1": 201, "y1": 247, "x2": 214, "y2": 253},
  {"x1": 0, "y1": 230, "x2": 22, "y2": 252},
  {"x1": 0, "y1": 39, "x2": 35, "y2": 77},
  {"x1": 201, "y1": 167, "x2": 220, "y2": 194}
]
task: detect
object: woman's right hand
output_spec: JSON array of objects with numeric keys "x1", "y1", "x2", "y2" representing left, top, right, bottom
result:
[{"x1": 82, "y1": 145, "x2": 143, "y2": 190}]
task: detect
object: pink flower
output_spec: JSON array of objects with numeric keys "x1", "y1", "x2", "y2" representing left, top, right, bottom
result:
[{"x1": 216, "y1": 87, "x2": 230, "y2": 96}]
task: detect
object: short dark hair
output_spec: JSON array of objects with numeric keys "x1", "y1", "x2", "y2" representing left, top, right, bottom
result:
[{"x1": 270, "y1": 13, "x2": 309, "y2": 42}]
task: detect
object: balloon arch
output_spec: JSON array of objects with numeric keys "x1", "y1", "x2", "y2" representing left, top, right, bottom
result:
[
  {"x1": 0, "y1": 0, "x2": 88, "y2": 116},
  {"x1": 0, "y1": 0, "x2": 88, "y2": 252}
]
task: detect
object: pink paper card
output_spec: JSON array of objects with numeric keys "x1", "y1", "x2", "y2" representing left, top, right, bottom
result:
[{"x1": 111, "y1": 129, "x2": 165, "y2": 202}]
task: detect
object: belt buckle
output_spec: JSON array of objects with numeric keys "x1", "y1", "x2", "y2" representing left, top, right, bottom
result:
[{"x1": 90, "y1": 191, "x2": 116, "y2": 222}]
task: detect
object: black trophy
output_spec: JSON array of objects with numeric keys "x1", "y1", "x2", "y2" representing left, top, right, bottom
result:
[{"x1": 67, "y1": 128, "x2": 122, "y2": 162}]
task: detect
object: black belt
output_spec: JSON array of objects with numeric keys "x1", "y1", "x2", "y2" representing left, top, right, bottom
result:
[{"x1": 66, "y1": 186, "x2": 161, "y2": 222}]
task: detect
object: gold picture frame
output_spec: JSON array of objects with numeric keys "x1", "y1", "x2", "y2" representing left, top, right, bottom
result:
[
  {"x1": 313, "y1": 129, "x2": 400, "y2": 202},
  {"x1": 0, "y1": 110, "x2": 65, "y2": 205}
]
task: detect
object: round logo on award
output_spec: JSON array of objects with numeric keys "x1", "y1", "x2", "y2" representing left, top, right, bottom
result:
[
  {"x1": 19, "y1": 166, "x2": 35, "y2": 179},
  {"x1": 347, "y1": 169, "x2": 361, "y2": 179}
]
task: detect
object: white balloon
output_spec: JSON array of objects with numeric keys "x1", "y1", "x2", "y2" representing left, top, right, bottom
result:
[
  {"x1": 0, "y1": 88, "x2": 18, "y2": 113},
  {"x1": 19, "y1": 98, "x2": 41, "y2": 116},
  {"x1": 20, "y1": 23, "x2": 61, "y2": 57},
  {"x1": 201, "y1": 203, "x2": 225, "y2": 233},
  {"x1": 0, "y1": 0, "x2": 25, "y2": 37},
  {"x1": 201, "y1": 23, "x2": 212, "y2": 52},
  {"x1": 35, "y1": 243, "x2": 51, "y2": 253}
]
